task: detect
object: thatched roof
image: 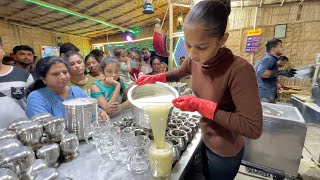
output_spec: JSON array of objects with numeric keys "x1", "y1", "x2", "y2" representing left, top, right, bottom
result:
[{"x1": 0, "y1": 0, "x2": 313, "y2": 38}]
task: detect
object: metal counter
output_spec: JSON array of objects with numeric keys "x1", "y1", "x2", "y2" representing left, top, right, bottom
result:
[
  {"x1": 58, "y1": 108, "x2": 202, "y2": 180},
  {"x1": 291, "y1": 94, "x2": 320, "y2": 125}
]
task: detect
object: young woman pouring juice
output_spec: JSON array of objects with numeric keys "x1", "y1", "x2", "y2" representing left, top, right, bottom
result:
[{"x1": 136, "y1": 0, "x2": 263, "y2": 179}]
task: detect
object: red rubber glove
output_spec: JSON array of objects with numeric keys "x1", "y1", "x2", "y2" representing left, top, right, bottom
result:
[
  {"x1": 136, "y1": 73, "x2": 166, "y2": 86},
  {"x1": 172, "y1": 96, "x2": 218, "y2": 120}
]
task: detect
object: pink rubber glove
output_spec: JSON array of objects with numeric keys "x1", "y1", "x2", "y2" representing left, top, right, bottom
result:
[
  {"x1": 172, "y1": 96, "x2": 218, "y2": 120},
  {"x1": 136, "y1": 73, "x2": 166, "y2": 86}
]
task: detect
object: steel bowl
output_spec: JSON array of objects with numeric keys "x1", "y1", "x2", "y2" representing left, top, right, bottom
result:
[
  {"x1": 180, "y1": 113, "x2": 189, "y2": 117},
  {"x1": 36, "y1": 144, "x2": 60, "y2": 167},
  {"x1": 21, "y1": 159, "x2": 47, "y2": 180},
  {"x1": 169, "y1": 129, "x2": 187, "y2": 151},
  {"x1": 121, "y1": 117, "x2": 134, "y2": 127},
  {"x1": 34, "y1": 168, "x2": 59, "y2": 180},
  {"x1": 0, "y1": 168, "x2": 18, "y2": 180},
  {"x1": 191, "y1": 114, "x2": 201, "y2": 119},
  {"x1": 188, "y1": 118, "x2": 200, "y2": 128},
  {"x1": 112, "y1": 121, "x2": 126, "y2": 130},
  {"x1": 183, "y1": 121, "x2": 197, "y2": 134},
  {"x1": 15, "y1": 121, "x2": 43, "y2": 150},
  {"x1": 133, "y1": 128, "x2": 147, "y2": 136},
  {"x1": 171, "y1": 119, "x2": 183, "y2": 126},
  {"x1": 7, "y1": 118, "x2": 31, "y2": 131},
  {"x1": 165, "y1": 137, "x2": 181, "y2": 164},
  {"x1": 31, "y1": 113, "x2": 52, "y2": 126},
  {"x1": 43, "y1": 117, "x2": 65, "y2": 143},
  {"x1": 176, "y1": 115, "x2": 187, "y2": 121},
  {"x1": 0, "y1": 129, "x2": 17, "y2": 140},
  {"x1": 127, "y1": 82, "x2": 179, "y2": 129},
  {"x1": 0, "y1": 146, "x2": 35, "y2": 177},
  {"x1": 167, "y1": 123, "x2": 178, "y2": 129},
  {"x1": 59, "y1": 133, "x2": 79, "y2": 161},
  {"x1": 178, "y1": 126, "x2": 193, "y2": 143},
  {"x1": 0, "y1": 138, "x2": 22, "y2": 152}
]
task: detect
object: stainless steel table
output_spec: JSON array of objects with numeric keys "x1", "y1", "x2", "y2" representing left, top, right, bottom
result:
[{"x1": 58, "y1": 108, "x2": 202, "y2": 180}]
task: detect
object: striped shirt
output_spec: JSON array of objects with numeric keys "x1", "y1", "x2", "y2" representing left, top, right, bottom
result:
[
  {"x1": 0, "y1": 66, "x2": 33, "y2": 128},
  {"x1": 0, "y1": 66, "x2": 34, "y2": 110}
]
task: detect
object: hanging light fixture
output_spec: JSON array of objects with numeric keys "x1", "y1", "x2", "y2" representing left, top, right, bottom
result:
[{"x1": 143, "y1": 0, "x2": 154, "y2": 14}]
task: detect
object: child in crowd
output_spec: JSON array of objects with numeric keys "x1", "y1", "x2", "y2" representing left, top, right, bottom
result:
[
  {"x1": 90, "y1": 57, "x2": 130, "y2": 115},
  {"x1": 128, "y1": 49, "x2": 144, "y2": 80},
  {"x1": 85, "y1": 53, "x2": 103, "y2": 79},
  {"x1": 160, "y1": 62, "x2": 168, "y2": 73},
  {"x1": 65, "y1": 51, "x2": 96, "y2": 95},
  {"x1": 114, "y1": 48, "x2": 135, "y2": 85}
]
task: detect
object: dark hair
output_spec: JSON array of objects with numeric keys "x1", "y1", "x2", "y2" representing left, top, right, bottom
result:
[
  {"x1": 185, "y1": 0, "x2": 231, "y2": 37},
  {"x1": 113, "y1": 47, "x2": 126, "y2": 57},
  {"x1": 64, "y1": 51, "x2": 83, "y2": 62},
  {"x1": 90, "y1": 49, "x2": 104, "y2": 58},
  {"x1": 13, "y1": 45, "x2": 34, "y2": 54},
  {"x1": 99, "y1": 57, "x2": 123, "y2": 93},
  {"x1": 85, "y1": 53, "x2": 99, "y2": 63},
  {"x1": 2, "y1": 56, "x2": 13, "y2": 64},
  {"x1": 278, "y1": 56, "x2": 289, "y2": 62},
  {"x1": 179, "y1": 56, "x2": 186, "y2": 60},
  {"x1": 63, "y1": 51, "x2": 85, "y2": 73},
  {"x1": 141, "y1": 48, "x2": 149, "y2": 52},
  {"x1": 266, "y1": 38, "x2": 282, "y2": 53},
  {"x1": 60, "y1": 43, "x2": 79, "y2": 55},
  {"x1": 150, "y1": 56, "x2": 161, "y2": 66},
  {"x1": 31, "y1": 56, "x2": 68, "y2": 91},
  {"x1": 0, "y1": 36, "x2": 2, "y2": 47},
  {"x1": 131, "y1": 49, "x2": 142, "y2": 60},
  {"x1": 99, "y1": 57, "x2": 120, "y2": 73}
]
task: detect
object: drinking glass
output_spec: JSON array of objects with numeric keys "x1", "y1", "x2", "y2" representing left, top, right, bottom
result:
[
  {"x1": 149, "y1": 140, "x2": 173, "y2": 179},
  {"x1": 99, "y1": 126, "x2": 120, "y2": 160},
  {"x1": 84, "y1": 121, "x2": 102, "y2": 147},
  {"x1": 112, "y1": 129, "x2": 135, "y2": 164},
  {"x1": 127, "y1": 135, "x2": 150, "y2": 173}
]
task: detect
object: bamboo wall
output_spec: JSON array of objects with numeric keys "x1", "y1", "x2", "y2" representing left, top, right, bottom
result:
[
  {"x1": 226, "y1": 1, "x2": 320, "y2": 68},
  {"x1": 0, "y1": 22, "x2": 92, "y2": 58}
]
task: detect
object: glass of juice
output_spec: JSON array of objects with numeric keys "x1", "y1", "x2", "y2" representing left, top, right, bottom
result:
[{"x1": 149, "y1": 140, "x2": 173, "y2": 179}]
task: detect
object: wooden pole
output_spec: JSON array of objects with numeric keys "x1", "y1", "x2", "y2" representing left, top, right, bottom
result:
[
  {"x1": 169, "y1": 1, "x2": 174, "y2": 70},
  {"x1": 250, "y1": 6, "x2": 259, "y2": 65}
]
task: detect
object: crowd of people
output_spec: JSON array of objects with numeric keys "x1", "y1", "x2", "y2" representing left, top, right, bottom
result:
[{"x1": 0, "y1": 36, "x2": 169, "y2": 128}]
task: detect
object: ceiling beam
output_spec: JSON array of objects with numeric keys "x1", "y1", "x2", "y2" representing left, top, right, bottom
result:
[
  {"x1": 280, "y1": 0, "x2": 286, "y2": 6},
  {"x1": 41, "y1": 0, "x2": 136, "y2": 31},
  {"x1": 88, "y1": 8, "x2": 189, "y2": 38},
  {"x1": 53, "y1": 0, "x2": 167, "y2": 36},
  {"x1": 299, "y1": 0, "x2": 305, "y2": 5},
  {"x1": 24, "y1": 0, "x2": 133, "y2": 32},
  {"x1": 259, "y1": 0, "x2": 264, "y2": 8},
  {"x1": 25, "y1": 0, "x2": 82, "y2": 21},
  {"x1": 83, "y1": 11, "x2": 181, "y2": 37},
  {"x1": 4, "y1": 4, "x2": 37, "y2": 20}
]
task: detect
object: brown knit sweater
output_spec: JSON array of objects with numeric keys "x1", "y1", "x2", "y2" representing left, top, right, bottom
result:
[{"x1": 166, "y1": 48, "x2": 263, "y2": 157}]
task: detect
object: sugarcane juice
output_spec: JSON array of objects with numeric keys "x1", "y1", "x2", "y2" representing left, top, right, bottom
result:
[
  {"x1": 144, "y1": 103, "x2": 172, "y2": 148},
  {"x1": 149, "y1": 141, "x2": 173, "y2": 178}
]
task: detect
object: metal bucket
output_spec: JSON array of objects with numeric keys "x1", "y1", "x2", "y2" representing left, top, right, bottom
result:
[
  {"x1": 127, "y1": 82, "x2": 179, "y2": 129},
  {"x1": 62, "y1": 98, "x2": 98, "y2": 140}
]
